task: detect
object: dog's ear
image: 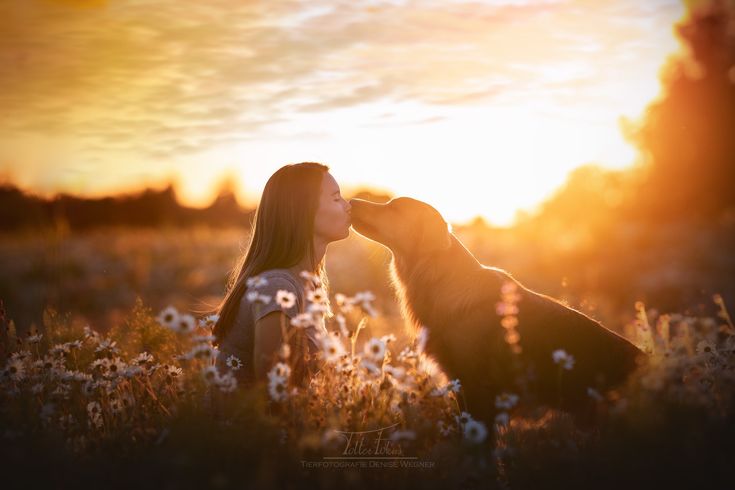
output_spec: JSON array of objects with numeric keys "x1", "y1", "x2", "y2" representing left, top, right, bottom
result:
[{"x1": 420, "y1": 218, "x2": 452, "y2": 252}]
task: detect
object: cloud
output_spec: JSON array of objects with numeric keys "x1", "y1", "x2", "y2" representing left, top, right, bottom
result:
[{"x1": 0, "y1": 0, "x2": 683, "y2": 160}]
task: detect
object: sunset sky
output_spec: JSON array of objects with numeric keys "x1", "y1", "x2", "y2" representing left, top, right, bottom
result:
[{"x1": 0, "y1": 0, "x2": 686, "y2": 226}]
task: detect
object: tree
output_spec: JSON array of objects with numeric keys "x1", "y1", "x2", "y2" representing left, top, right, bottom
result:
[{"x1": 627, "y1": 0, "x2": 735, "y2": 223}]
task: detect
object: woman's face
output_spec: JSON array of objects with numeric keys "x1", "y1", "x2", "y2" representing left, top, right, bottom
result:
[{"x1": 314, "y1": 172, "x2": 352, "y2": 244}]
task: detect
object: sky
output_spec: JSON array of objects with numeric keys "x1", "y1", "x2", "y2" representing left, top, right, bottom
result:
[{"x1": 0, "y1": 0, "x2": 687, "y2": 226}]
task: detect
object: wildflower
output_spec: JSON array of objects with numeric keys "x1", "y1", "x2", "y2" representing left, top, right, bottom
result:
[
  {"x1": 696, "y1": 340, "x2": 717, "y2": 356},
  {"x1": 201, "y1": 366, "x2": 220, "y2": 385},
  {"x1": 246, "y1": 275, "x2": 269, "y2": 288},
  {"x1": 397, "y1": 347, "x2": 418, "y2": 362},
  {"x1": 106, "y1": 357, "x2": 127, "y2": 377},
  {"x1": 494, "y1": 412, "x2": 510, "y2": 427},
  {"x1": 246, "y1": 291, "x2": 272, "y2": 304},
  {"x1": 355, "y1": 291, "x2": 377, "y2": 317},
  {"x1": 83, "y1": 325, "x2": 100, "y2": 342},
  {"x1": 334, "y1": 293, "x2": 355, "y2": 313},
  {"x1": 30, "y1": 383, "x2": 44, "y2": 395},
  {"x1": 276, "y1": 290, "x2": 297, "y2": 309},
  {"x1": 299, "y1": 270, "x2": 321, "y2": 287},
  {"x1": 268, "y1": 376, "x2": 289, "y2": 402},
  {"x1": 86, "y1": 401, "x2": 103, "y2": 429},
  {"x1": 217, "y1": 372, "x2": 238, "y2": 393},
  {"x1": 364, "y1": 338, "x2": 387, "y2": 362},
  {"x1": 6, "y1": 358, "x2": 25, "y2": 382},
  {"x1": 132, "y1": 352, "x2": 154, "y2": 366},
  {"x1": 463, "y1": 419, "x2": 488, "y2": 444},
  {"x1": 307, "y1": 287, "x2": 328, "y2": 304},
  {"x1": 291, "y1": 313, "x2": 315, "y2": 328},
  {"x1": 123, "y1": 365, "x2": 143, "y2": 378},
  {"x1": 192, "y1": 334, "x2": 217, "y2": 344},
  {"x1": 270, "y1": 362, "x2": 291, "y2": 380},
  {"x1": 95, "y1": 339, "x2": 119, "y2": 356},
  {"x1": 335, "y1": 313, "x2": 349, "y2": 337},
  {"x1": 173, "y1": 314, "x2": 197, "y2": 334},
  {"x1": 455, "y1": 411, "x2": 473, "y2": 427},
  {"x1": 447, "y1": 379, "x2": 461, "y2": 393},
  {"x1": 66, "y1": 340, "x2": 83, "y2": 350},
  {"x1": 49, "y1": 344, "x2": 71, "y2": 357},
  {"x1": 495, "y1": 392, "x2": 519, "y2": 411},
  {"x1": 156, "y1": 306, "x2": 180, "y2": 329},
  {"x1": 307, "y1": 302, "x2": 328, "y2": 314},
  {"x1": 82, "y1": 380, "x2": 97, "y2": 396},
  {"x1": 552, "y1": 349, "x2": 575, "y2": 370},
  {"x1": 360, "y1": 359, "x2": 381, "y2": 377},
  {"x1": 165, "y1": 365, "x2": 183, "y2": 378},
  {"x1": 225, "y1": 355, "x2": 243, "y2": 371},
  {"x1": 319, "y1": 333, "x2": 347, "y2": 363},
  {"x1": 27, "y1": 333, "x2": 43, "y2": 344},
  {"x1": 184, "y1": 344, "x2": 217, "y2": 361},
  {"x1": 438, "y1": 420, "x2": 454, "y2": 437},
  {"x1": 199, "y1": 314, "x2": 219, "y2": 329},
  {"x1": 384, "y1": 365, "x2": 406, "y2": 380}
]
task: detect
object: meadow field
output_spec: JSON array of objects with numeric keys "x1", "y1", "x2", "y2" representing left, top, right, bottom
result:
[{"x1": 1, "y1": 223, "x2": 733, "y2": 489}]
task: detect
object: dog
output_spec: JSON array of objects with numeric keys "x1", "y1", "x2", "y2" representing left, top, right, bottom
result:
[{"x1": 349, "y1": 196, "x2": 643, "y2": 425}]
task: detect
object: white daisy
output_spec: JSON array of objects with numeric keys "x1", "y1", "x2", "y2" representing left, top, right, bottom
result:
[
  {"x1": 307, "y1": 302, "x2": 328, "y2": 314},
  {"x1": 307, "y1": 287, "x2": 328, "y2": 304},
  {"x1": 199, "y1": 314, "x2": 219, "y2": 329},
  {"x1": 495, "y1": 392, "x2": 519, "y2": 410},
  {"x1": 696, "y1": 340, "x2": 717, "y2": 356},
  {"x1": 299, "y1": 270, "x2": 321, "y2": 287},
  {"x1": 276, "y1": 290, "x2": 297, "y2": 309},
  {"x1": 174, "y1": 314, "x2": 197, "y2": 334},
  {"x1": 217, "y1": 372, "x2": 238, "y2": 393},
  {"x1": 268, "y1": 376, "x2": 289, "y2": 402},
  {"x1": 290, "y1": 313, "x2": 315, "y2": 328},
  {"x1": 455, "y1": 411, "x2": 473, "y2": 427},
  {"x1": 201, "y1": 366, "x2": 220, "y2": 385},
  {"x1": 6, "y1": 358, "x2": 25, "y2": 382},
  {"x1": 246, "y1": 275, "x2": 269, "y2": 288},
  {"x1": 247, "y1": 291, "x2": 272, "y2": 304},
  {"x1": 363, "y1": 338, "x2": 386, "y2": 362},
  {"x1": 269, "y1": 362, "x2": 291, "y2": 380},
  {"x1": 552, "y1": 349, "x2": 575, "y2": 370},
  {"x1": 447, "y1": 379, "x2": 462, "y2": 393},
  {"x1": 463, "y1": 419, "x2": 488, "y2": 444},
  {"x1": 225, "y1": 355, "x2": 243, "y2": 371},
  {"x1": 156, "y1": 306, "x2": 180, "y2": 329},
  {"x1": 334, "y1": 293, "x2": 355, "y2": 313},
  {"x1": 494, "y1": 412, "x2": 510, "y2": 427},
  {"x1": 319, "y1": 333, "x2": 346, "y2": 363}
]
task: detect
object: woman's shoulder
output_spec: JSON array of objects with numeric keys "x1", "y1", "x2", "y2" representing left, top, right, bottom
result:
[{"x1": 256, "y1": 268, "x2": 304, "y2": 291}]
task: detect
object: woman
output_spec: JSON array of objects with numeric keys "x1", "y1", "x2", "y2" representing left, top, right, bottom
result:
[{"x1": 212, "y1": 162, "x2": 352, "y2": 388}]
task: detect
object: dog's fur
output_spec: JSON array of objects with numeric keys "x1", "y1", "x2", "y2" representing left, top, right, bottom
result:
[{"x1": 349, "y1": 197, "x2": 643, "y2": 425}]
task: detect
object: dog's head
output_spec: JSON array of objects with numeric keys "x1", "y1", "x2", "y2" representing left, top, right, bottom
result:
[{"x1": 349, "y1": 197, "x2": 452, "y2": 257}]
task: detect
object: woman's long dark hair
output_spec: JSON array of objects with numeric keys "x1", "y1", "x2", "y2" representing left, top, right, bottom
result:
[{"x1": 212, "y1": 162, "x2": 330, "y2": 343}]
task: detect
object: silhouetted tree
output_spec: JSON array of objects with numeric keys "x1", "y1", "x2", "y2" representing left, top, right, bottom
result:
[{"x1": 627, "y1": 0, "x2": 735, "y2": 223}]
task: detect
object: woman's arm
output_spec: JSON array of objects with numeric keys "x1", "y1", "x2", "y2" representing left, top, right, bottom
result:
[{"x1": 253, "y1": 311, "x2": 285, "y2": 380}]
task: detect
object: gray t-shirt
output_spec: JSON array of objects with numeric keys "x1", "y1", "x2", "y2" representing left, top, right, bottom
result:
[{"x1": 215, "y1": 268, "x2": 325, "y2": 385}]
